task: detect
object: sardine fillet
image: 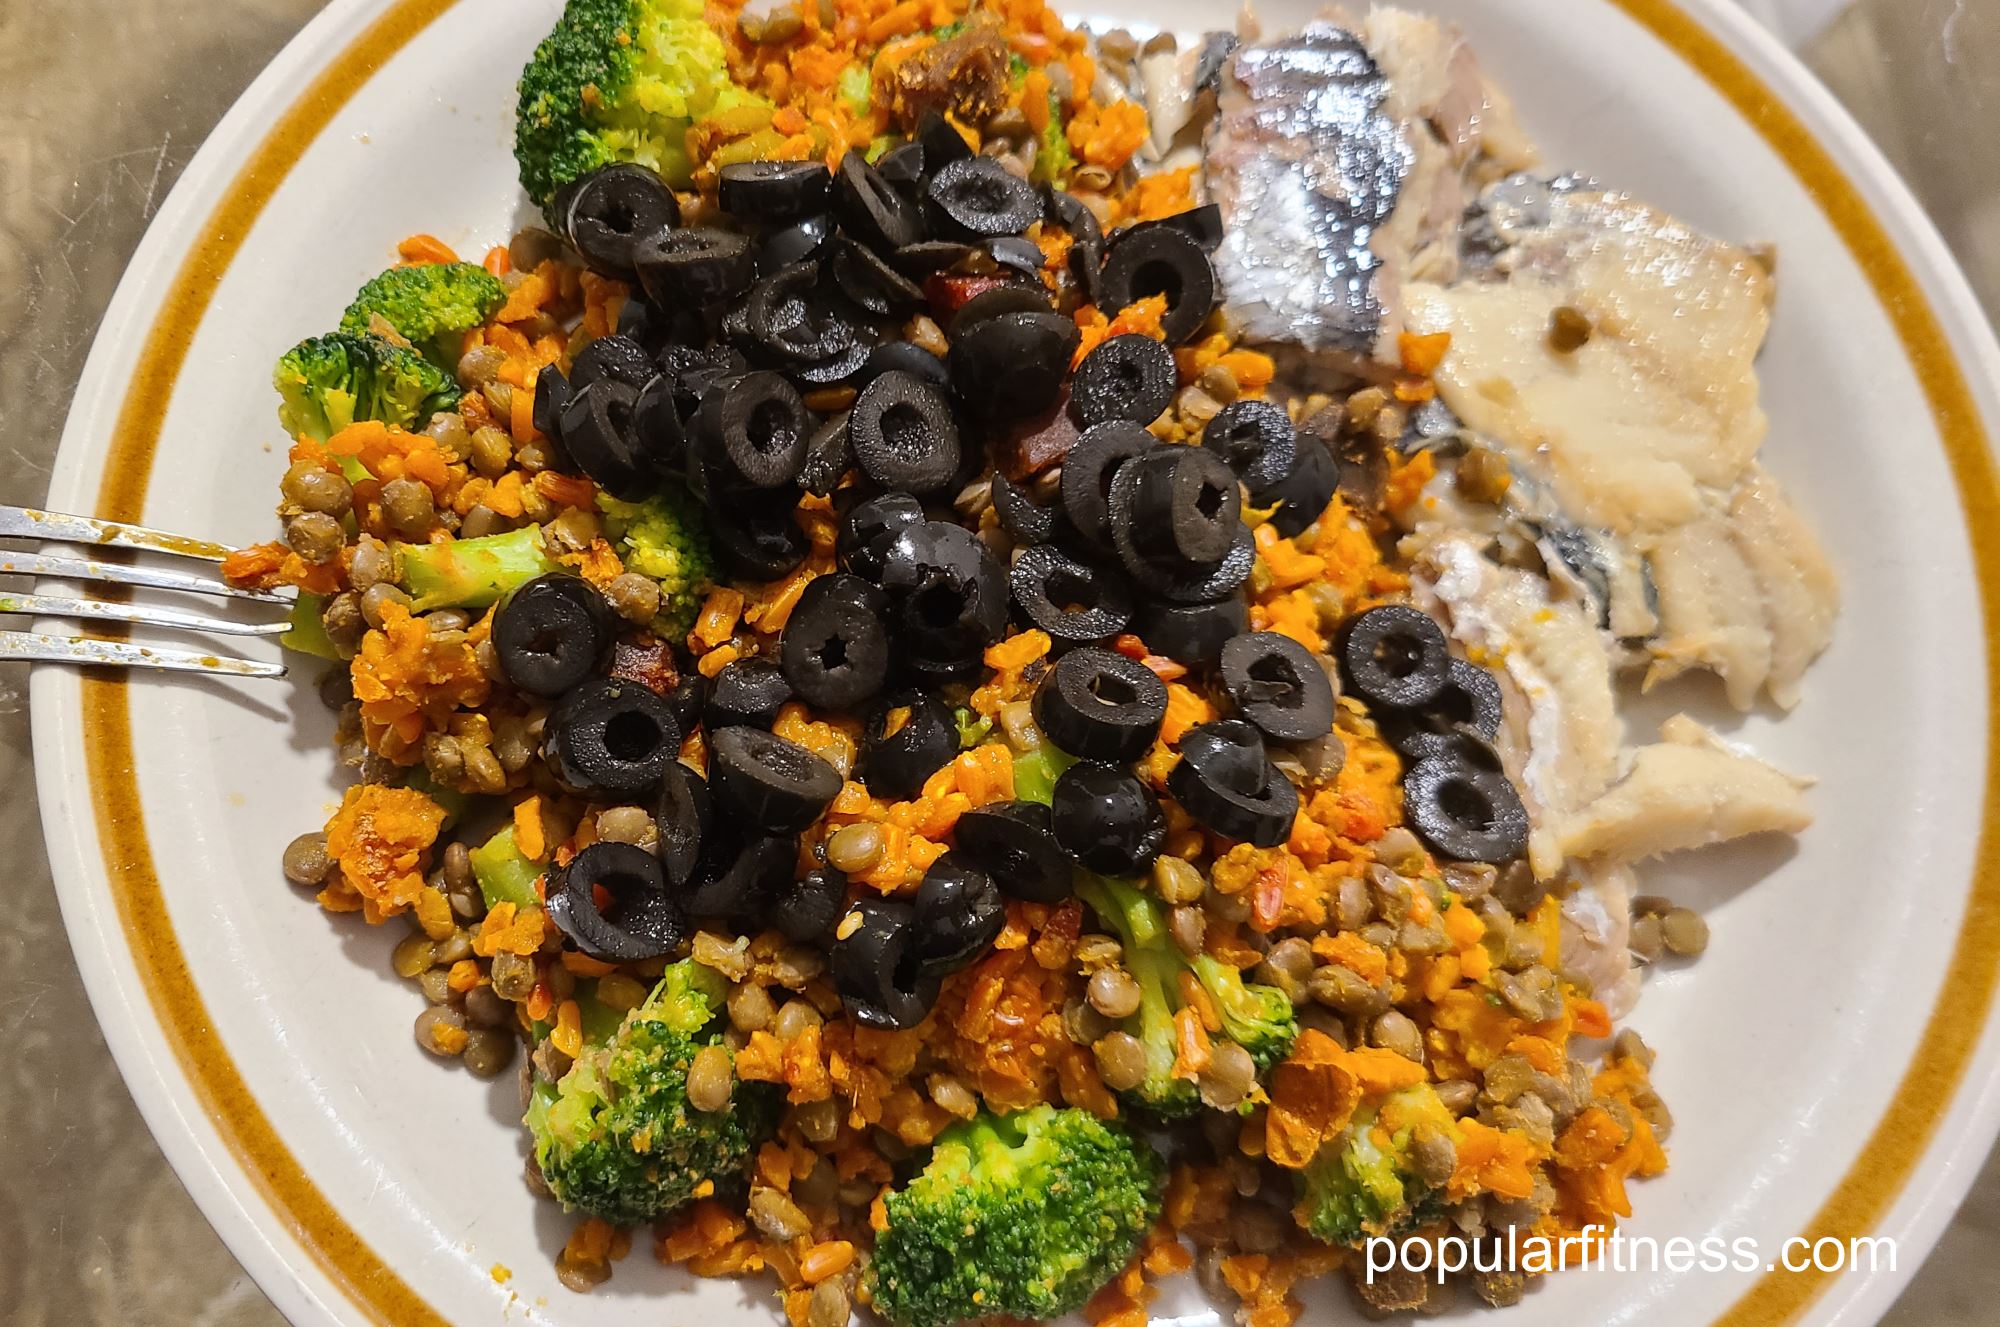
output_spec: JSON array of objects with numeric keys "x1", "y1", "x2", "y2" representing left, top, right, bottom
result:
[
  {"x1": 1556, "y1": 714, "x2": 1813, "y2": 865},
  {"x1": 1404, "y1": 191, "x2": 1774, "y2": 534},
  {"x1": 1412, "y1": 534, "x2": 1623, "y2": 878},
  {"x1": 1561, "y1": 862, "x2": 1641, "y2": 1019}
]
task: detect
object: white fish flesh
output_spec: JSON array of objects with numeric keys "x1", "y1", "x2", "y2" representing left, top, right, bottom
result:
[
  {"x1": 1555, "y1": 714, "x2": 1813, "y2": 865},
  {"x1": 1403, "y1": 179, "x2": 1838, "y2": 709},
  {"x1": 1205, "y1": 10, "x2": 1534, "y2": 372},
  {"x1": 1409, "y1": 532, "x2": 1622, "y2": 881}
]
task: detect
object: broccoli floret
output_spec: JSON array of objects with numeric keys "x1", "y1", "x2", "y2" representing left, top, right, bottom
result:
[
  {"x1": 1296, "y1": 1084, "x2": 1458, "y2": 1247},
  {"x1": 1073, "y1": 874, "x2": 1298, "y2": 1117},
  {"x1": 526, "y1": 961, "x2": 779, "y2": 1224},
  {"x1": 598, "y1": 489, "x2": 714, "y2": 634},
  {"x1": 514, "y1": 0, "x2": 768, "y2": 212},
  {"x1": 398, "y1": 525, "x2": 557, "y2": 611},
  {"x1": 338, "y1": 263, "x2": 506, "y2": 368},
  {"x1": 870, "y1": 1106, "x2": 1164, "y2": 1327},
  {"x1": 273, "y1": 332, "x2": 460, "y2": 442}
]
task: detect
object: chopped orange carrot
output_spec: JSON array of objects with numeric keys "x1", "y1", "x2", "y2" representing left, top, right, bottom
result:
[{"x1": 397, "y1": 233, "x2": 459, "y2": 265}]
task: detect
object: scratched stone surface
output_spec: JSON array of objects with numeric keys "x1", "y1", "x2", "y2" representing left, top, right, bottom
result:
[{"x1": 0, "y1": 2, "x2": 1995, "y2": 1325}]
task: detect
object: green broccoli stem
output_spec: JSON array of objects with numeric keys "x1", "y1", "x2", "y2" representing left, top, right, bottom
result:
[
  {"x1": 399, "y1": 525, "x2": 555, "y2": 610},
  {"x1": 1075, "y1": 874, "x2": 1194, "y2": 1108},
  {"x1": 279, "y1": 593, "x2": 340, "y2": 660},
  {"x1": 469, "y1": 823, "x2": 543, "y2": 910},
  {"x1": 1011, "y1": 745, "x2": 1077, "y2": 807}
]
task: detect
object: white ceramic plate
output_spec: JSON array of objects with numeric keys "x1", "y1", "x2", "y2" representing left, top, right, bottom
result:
[{"x1": 30, "y1": 1, "x2": 2000, "y2": 1324}]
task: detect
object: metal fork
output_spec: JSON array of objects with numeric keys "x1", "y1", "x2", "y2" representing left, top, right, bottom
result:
[{"x1": 0, "y1": 504, "x2": 292, "y2": 678}]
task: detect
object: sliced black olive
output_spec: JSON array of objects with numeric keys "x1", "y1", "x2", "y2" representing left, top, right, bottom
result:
[
  {"x1": 1337, "y1": 605, "x2": 1452, "y2": 711},
  {"x1": 1010, "y1": 543, "x2": 1133, "y2": 644},
  {"x1": 754, "y1": 212, "x2": 838, "y2": 278},
  {"x1": 879, "y1": 520, "x2": 1009, "y2": 666},
  {"x1": 547, "y1": 842, "x2": 685, "y2": 962},
  {"x1": 1096, "y1": 225, "x2": 1215, "y2": 344},
  {"x1": 743, "y1": 263, "x2": 854, "y2": 364},
  {"x1": 837, "y1": 491, "x2": 927, "y2": 581},
  {"x1": 532, "y1": 365, "x2": 573, "y2": 444},
  {"x1": 953, "y1": 801, "x2": 1073, "y2": 902},
  {"x1": 658, "y1": 342, "x2": 750, "y2": 420},
  {"x1": 916, "y1": 111, "x2": 975, "y2": 174},
  {"x1": 1043, "y1": 186, "x2": 1105, "y2": 247},
  {"x1": 633, "y1": 373, "x2": 690, "y2": 480},
  {"x1": 1112, "y1": 514, "x2": 1256, "y2": 604},
  {"x1": 1382, "y1": 658, "x2": 1505, "y2": 758},
  {"x1": 781, "y1": 573, "x2": 891, "y2": 711},
  {"x1": 1032, "y1": 646, "x2": 1168, "y2": 762},
  {"x1": 1167, "y1": 719, "x2": 1298, "y2": 847},
  {"x1": 949, "y1": 310, "x2": 1079, "y2": 421},
  {"x1": 1252, "y1": 433, "x2": 1338, "y2": 537},
  {"x1": 1202, "y1": 400, "x2": 1297, "y2": 493},
  {"x1": 686, "y1": 831, "x2": 797, "y2": 924},
  {"x1": 849, "y1": 370, "x2": 961, "y2": 494},
  {"x1": 566, "y1": 164, "x2": 680, "y2": 280},
  {"x1": 1051, "y1": 762, "x2": 1166, "y2": 876},
  {"x1": 834, "y1": 238, "x2": 927, "y2": 316},
  {"x1": 654, "y1": 760, "x2": 710, "y2": 889},
  {"x1": 832, "y1": 899, "x2": 939, "y2": 1030},
  {"x1": 665, "y1": 671, "x2": 706, "y2": 735},
  {"x1": 993, "y1": 471, "x2": 1059, "y2": 545},
  {"x1": 910, "y1": 853, "x2": 1006, "y2": 977},
  {"x1": 719, "y1": 159, "x2": 832, "y2": 223},
  {"x1": 926, "y1": 156, "x2": 1039, "y2": 238},
  {"x1": 986, "y1": 235, "x2": 1046, "y2": 280},
  {"x1": 559, "y1": 379, "x2": 651, "y2": 500},
  {"x1": 1132, "y1": 594, "x2": 1248, "y2": 670},
  {"x1": 861, "y1": 690, "x2": 958, "y2": 801},
  {"x1": 709, "y1": 726, "x2": 842, "y2": 834},
  {"x1": 1403, "y1": 754, "x2": 1529, "y2": 864},
  {"x1": 877, "y1": 141, "x2": 927, "y2": 190},
  {"x1": 1149, "y1": 204, "x2": 1225, "y2": 253},
  {"x1": 799, "y1": 411, "x2": 852, "y2": 497},
  {"x1": 1219, "y1": 632, "x2": 1336, "y2": 742},
  {"x1": 774, "y1": 866, "x2": 848, "y2": 946},
  {"x1": 695, "y1": 370, "x2": 808, "y2": 490},
  {"x1": 1070, "y1": 334, "x2": 1176, "y2": 429},
  {"x1": 792, "y1": 338, "x2": 875, "y2": 388},
  {"x1": 707, "y1": 495, "x2": 810, "y2": 581},
  {"x1": 1068, "y1": 233, "x2": 1105, "y2": 306},
  {"x1": 1060, "y1": 421, "x2": 1157, "y2": 550},
  {"x1": 493, "y1": 574, "x2": 616, "y2": 697},
  {"x1": 890, "y1": 239, "x2": 979, "y2": 275},
  {"x1": 569, "y1": 334, "x2": 656, "y2": 392},
  {"x1": 836, "y1": 149, "x2": 924, "y2": 252},
  {"x1": 634, "y1": 227, "x2": 756, "y2": 308},
  {"x1": 858, "y1": 340, "x2": 950, "y2": 393},
  {"x1": 547, "y1": 678, "x2": 683, "y2": 797},
  {"x1": 947, "y1": 283, "x2": 1053, "y2": 338},
  {"x1": 704, "y1": 657, "x2": 794, "y2": 730},
  {"x1": 1109, "y1": 446, "x2": 1243, "y2": 567},
  {"x1": 1176, "y1": 720, "x2": 1270, "y2": 795}
]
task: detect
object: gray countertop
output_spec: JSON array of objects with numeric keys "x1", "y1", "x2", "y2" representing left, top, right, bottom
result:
[{"x1": 2, "y1": 1, "x2": 1996, "y2": 1323}]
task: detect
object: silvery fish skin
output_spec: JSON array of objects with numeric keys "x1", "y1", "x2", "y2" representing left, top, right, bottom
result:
[{"x1": 1206, "y1": 23, "x2": 1412, "y2": 359}]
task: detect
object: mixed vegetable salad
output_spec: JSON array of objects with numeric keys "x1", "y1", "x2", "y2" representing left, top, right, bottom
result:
[{"x1": 221, "y1": 0, "x2": 1781, "y2": 1322}]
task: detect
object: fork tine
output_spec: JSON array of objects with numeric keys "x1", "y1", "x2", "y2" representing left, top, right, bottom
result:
[
  {"x1": 0, "y1": 504, "x2": 233, "y2": 561},
  {"x1": 0, "y1": 592, "x2": 294, "y2": 638},
  {"x1": 0, "y1": 630, "x2": 287, "y2": 678},
  {"x1": 0, "y1": 550, "x2": 290, "y2": 603}
]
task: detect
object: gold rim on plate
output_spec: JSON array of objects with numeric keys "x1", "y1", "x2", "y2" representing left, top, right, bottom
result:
[{"x1": 68, "y1": 0, "x2": 2000, "y2": 1322}]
